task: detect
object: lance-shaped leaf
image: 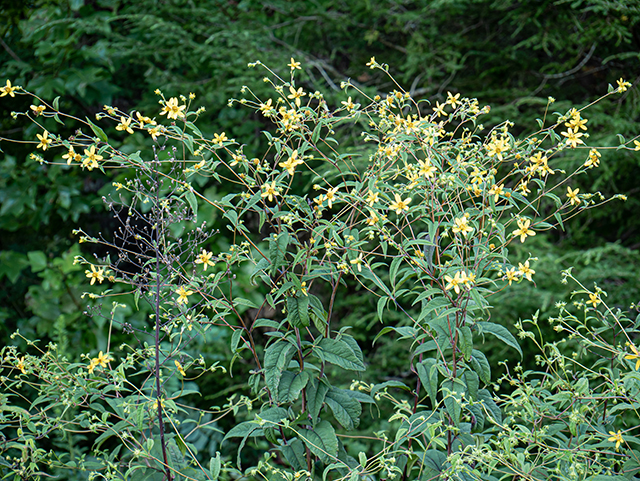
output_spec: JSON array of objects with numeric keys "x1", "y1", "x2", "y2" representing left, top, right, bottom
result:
[
  {"x1": 269, "y1": 231, "x2": 289, "y2": 276},
  {"x1": 279, "y1": 438, "x2": 307, "y2": 472},
  {"x1": 477, "y1": 321, "x2": 522, "y2": 357},
  {"x1": 306, "y1": 378, "x2": 330, "y2": 424},
  {"x1": 417, "y1": 359, "x2": 439, "y2": 408}
]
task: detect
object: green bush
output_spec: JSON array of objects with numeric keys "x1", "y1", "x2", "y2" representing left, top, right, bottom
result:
[{"x1": 1, "y1": 60, "x2": 639, "y2": 481}]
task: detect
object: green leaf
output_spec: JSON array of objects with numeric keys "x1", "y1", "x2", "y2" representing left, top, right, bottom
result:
[
  {"x1": 417, "y1": 359, "x2": 439, "y2": 407},
  {"x1": 264, "y1": 340, "x2": 296, "y2": 394},
  {"x1": 478, "y1": 388, "x2": 502, "y2": 424},
  {"x1": 287, "y1": 295, "x2": 310, "y2": 328},
  {"x1": 269, "y1": 231, "x2": 289, "y2": 276},
  {"x1": 469, "y1": 349, "x2": 491, "y2": 384},
  {"x1": 278, "y1": 371, "x2": 309, "y2": 403},
  {"x1": 325, "y1": 388, "x2": 362, "y2": 430},
  {"x1": 52, "y1": 96, "x2": 60, "y2": 110},
  {"x1": 209, "y1": 452, "x2": 221, "y2": 480},
  {"x1": 184, "y1": 189, "x2": 198, "y2": 219},
  {"x1": 27, "y1": 250, "x2": 47, "y2": 273},
  {"x1": 316, "y1": 337, "x2": 365, "y2": 371},
  {"x1": 299, "y1": 420, "x2": 338, "y2": 464},
  {"x1": 279, "y1": 438, "x2": 307, "y2": 472},
  {"x1": 477, "y1": 321, "x2": 522, "y2": 357},
  {"x1": 0, "y1": 251, "x2": 29, "y2": 283},
  {"x1": 461, "y1": 370, "x2": 479, "y2": 400},
  {"x1": 441, "y1": 378, "x2": 465, "y2": 427},
  {"x1": 420, "y1": 450, "x2": 447, "y2": 481},
  {"x1": 85, "y1": 117, "x2": 108, "y2": 142},
  {"x1": 457, "y1": 325, "x2": 473, "y2": 360},
  {"x1": 306, "y1": 378, "x2": 330, "y2": 424}
]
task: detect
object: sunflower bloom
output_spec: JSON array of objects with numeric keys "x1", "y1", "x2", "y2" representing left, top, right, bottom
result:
[
  {"x1": 160, "y1": 97, "x2": 186, "y2": 120},
  {"x1": 195, "y1": 249, "x2": 216, "y2": 270},
  {"x1": 279, "y1": 149, "x2": 304, "y2": 175},
  {"x1": 176, "y1": 286, "x2": 193, "y2": 305},
  {"x1": 608, "y1": 430, "x2": 623, "y2": 452}
]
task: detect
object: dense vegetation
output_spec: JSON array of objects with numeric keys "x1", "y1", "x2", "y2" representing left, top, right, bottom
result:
[{"x1": 1, "y1": 1, "x2": 639, "y2": 480}]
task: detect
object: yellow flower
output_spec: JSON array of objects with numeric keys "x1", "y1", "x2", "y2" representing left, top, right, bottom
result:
[
  {"x1": 350, "y1": 253, "x2": 364, "y2": 272},
  {"x1": 195, "y1": 249, "x2": 215, "y2": 270},
  {"x1": 0, "y1": 79, "x2": 18, "y2": 97},
  {"x1": 505, "y1": 267, "x2": 519, "y2": 285},
  {"x1": 625, "y1": 345, "x2": 640, "y2": 370},
  {"x1": 148, "y1": 126, "x2": 161, "y2": 141},
  {"x1": 452, "y1": 216, "x2": 473, "y2": 237},
  {"x1": 417, "y1": 159, "x2": 436, "y2": 178},
  {"x1": 488, "y1": 184, "x2": 504, "y2": 202},
  {"x1": 486, "y1": 137, "x2": 508, "y2": 161},
  {"x1": 444, "y1": 271, "x2": 464, "y2": 295},
  {"x1": 189, "y1": 92, "x2": 196, "y2": 99},
  {"x1": 586, "y1": 292, "x2": 601, "y2": 307},
  {"x1": 135, "y1": 111, "x2": 156, "y2": 126},
  {"x1": 446, "y1": 91, "x2": 461, "y2": 108},
  {"x1": 617, "y1": 78, "x2": 631, "y2": 92},
  {"x1": 325, "y1": 187, "x2": 339, "y2": 209},
  {"x1": 366, "y1": 210, "x2": 379, "y2": 226},
  {"x1": 512, "y1": 218, "x2": 535, "y2": 243},
  {"x1": 16, "y1": 356, "x2": 26, "y2": 374},
  {"x1": 213, "y1": 132, "x2": 228, "y2": 145},
  {"x1": 85, "y1": 265, "x2": 105, "y2": 285},
  {"x1": 561, "y1": 128, "x2": 584, "y2": 148},
  {"x1": 36, "y1": 131, "x2": 52, "y2": 150},
  {"x1": 116, "y1": 116, "x2": 134, "y2": 134},
  {"x1": 88, "y1": 351, "x2": 113, "y2": 374},
  {"x1": 389, "y1": 193, "x2": 411, "y2": 214},
  {"x1": 62, "y1": 147, "x2": 81, "y2": 165},
  {"x1": 566, "y1": 186, "x2": 580, "y2": 206},
  {"x1": 634, "y1": 140, "x2": 640, "y2": 151},
  {"x1": 366, "y1": 190, "x2": 379, "y2": 206},
  {"x1": 259, "y1": 98, "x2": 273, "y2": 114},
  {"x1": 261, "y1": 181, "x2": 278, "y2": 202},
  {"x1": 584, "y1": 149, "x2": 600, "y2": 168},
  {"x1": 175, "y1": 360, "x2": 186, "y2": 377},
  {"x1": 341, "y1": 96, "x2": 356, "y2": 110},
  {"x1": 83, "y1": 145, "x2": 103, "y2": 170},
  {"x1": 432, "y1": 101, "x2": 447, "y2": 117},
  {"x1": 160, "y1": 97, "x2": 186, "y2": 120},
  {"x1": 608, "y1": 430, "x2": 623, "y2": 452},
  {"x1": 517, "y1": 260, "x2": 535, "y2": 282},
  {"x1": 279, "y1": 149, "x2": 304, "y2": 175},
  {"x1": 366, "y1": 56, "x2": 376, "y2": 68},
  {"x1": 30, "y1": 104, "x2": 45, "y2": 116},
  {"x1": 175, "y1": 286, "x2": 193, "y2": 305},
  {"x1": 287, "y1": 86, "x2": 306, "y2": 107},
  {"x1": 288, "y1": 57, "x2": 301, "y2": 70}
]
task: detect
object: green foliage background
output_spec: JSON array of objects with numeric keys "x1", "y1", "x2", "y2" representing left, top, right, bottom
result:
[{"x1": 1, "y1": 0, "x2": 639, "y2": 478}]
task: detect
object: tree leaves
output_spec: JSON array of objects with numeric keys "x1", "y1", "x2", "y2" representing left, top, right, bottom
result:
[{"x1": 315, "y1": 337, "x2": 365, "y2": 371}]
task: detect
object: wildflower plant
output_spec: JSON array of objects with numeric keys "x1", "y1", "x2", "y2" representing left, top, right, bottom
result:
[{"x1": 0, "y1": 59, "x2": 638, "y2": 480}]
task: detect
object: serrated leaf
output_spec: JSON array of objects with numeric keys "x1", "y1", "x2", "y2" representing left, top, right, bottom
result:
[
  {"x1": 279, "y1": 438, "x2": 307, "y2": 472},
  {"x1": 469, "y1": 349, "x2": 491, "y2": 384},
  {"x1": 325, "y1": 388, "x2": 362, "y2": 430},
  {"x1": 86, "y1": 117, "x2": 108, "y2": 142},
  {"x1": 299, "y1": 420, "x2": 338, "y2": 464},
  {"x1": 316, "y1": 338, "x2": 365, "y2": 371},
  {"x1": 264, "y1": 340, "x2": 296, "y2": 394},
  {"x1": 306, "y1": 378, "x2": 330, "y2": 424},
  {"x1": 477, "y1": 321, "x2": 522, "y2": 357},
  {"x1": 287, "y1": 295, "x2": 310, "y2": 328},
  {"x1": 278, "y1": 371, "x2": 309, "y2": 403}
]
